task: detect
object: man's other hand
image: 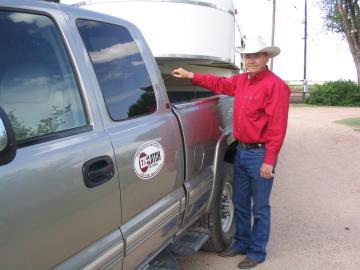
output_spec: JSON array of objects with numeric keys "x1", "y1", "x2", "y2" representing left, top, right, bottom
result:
[
  {"x1": 172, "y1": 67, "x2": 194, "y2": 79},
  {"x1": 260, "y1": 163, "x2": 274, "y2": 179}
]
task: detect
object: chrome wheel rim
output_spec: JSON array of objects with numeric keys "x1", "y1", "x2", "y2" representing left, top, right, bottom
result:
[{"x1": 221, "y1": 182, "x2": 234, "y2": 233}]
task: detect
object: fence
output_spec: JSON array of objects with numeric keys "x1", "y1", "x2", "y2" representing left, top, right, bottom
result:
[{"x1": 287, "y1": 80, "x2": 321, "y2": 103}]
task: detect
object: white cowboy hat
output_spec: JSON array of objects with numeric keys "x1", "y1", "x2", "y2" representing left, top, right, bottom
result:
[{"x1": 240, "y1": 35, "x2": 280, "y2": 58}]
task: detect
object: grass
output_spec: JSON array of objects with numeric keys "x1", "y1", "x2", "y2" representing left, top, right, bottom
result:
[{"x1": 334, "y1": 117, "x2": 360, "y2": 131}]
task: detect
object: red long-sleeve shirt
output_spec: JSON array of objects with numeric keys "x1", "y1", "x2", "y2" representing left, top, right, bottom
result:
[{"x1": 192, "y1": 68, "x2": 290, "y2": 165}]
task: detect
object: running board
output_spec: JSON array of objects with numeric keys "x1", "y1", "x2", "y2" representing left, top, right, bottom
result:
[
  {"x1": 146, "y1": 249, "x2": 180, "y2": 270},
  {"x1": 168, "y1": 227, "x2": 209, "y2": 257}
]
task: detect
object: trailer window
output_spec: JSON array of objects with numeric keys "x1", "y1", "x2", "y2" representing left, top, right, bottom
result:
[{"x1": 161, "y1": 75, "x2": 215, "y2": 104}]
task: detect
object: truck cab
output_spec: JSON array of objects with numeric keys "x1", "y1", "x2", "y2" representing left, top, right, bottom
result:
[{"x1": 0, "y1": 1, "x2": 236, "y2": 269}]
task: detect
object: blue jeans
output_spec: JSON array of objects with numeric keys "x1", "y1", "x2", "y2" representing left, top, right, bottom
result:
[{"x1": 232, "y1": 144, "x2": 274, "y2": 262}]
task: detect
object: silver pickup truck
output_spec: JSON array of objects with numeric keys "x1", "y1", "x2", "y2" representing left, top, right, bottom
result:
[{"x1": 0, "y1": 1, "x2": 236, "y2": 269}]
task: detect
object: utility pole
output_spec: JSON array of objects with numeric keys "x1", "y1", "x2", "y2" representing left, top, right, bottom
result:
[
  {"x1": 303, "y1": 0, "x2": 308, "y2": 96},
  {"x1": 270, "y1": 0, "x2": 276, "y2": 71}
]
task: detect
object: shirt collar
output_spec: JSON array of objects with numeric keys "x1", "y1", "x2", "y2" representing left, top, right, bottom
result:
[{"x1": 247, "y1": 67, "x2": 271, "y2": 81}]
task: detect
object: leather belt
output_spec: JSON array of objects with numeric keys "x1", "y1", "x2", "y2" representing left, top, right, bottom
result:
[{"x1": 238, "y1": 141, "x2": 265, "y2": 150}]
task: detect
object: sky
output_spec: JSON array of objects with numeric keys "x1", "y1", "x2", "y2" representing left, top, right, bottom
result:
[{"x1": 235, "y1": 0, "x2": 356, "y2": 82}]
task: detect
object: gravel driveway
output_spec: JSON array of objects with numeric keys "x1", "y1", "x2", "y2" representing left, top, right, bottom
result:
[{"x1": 179, "y1": 106, "x2": 360, "y2": 270}]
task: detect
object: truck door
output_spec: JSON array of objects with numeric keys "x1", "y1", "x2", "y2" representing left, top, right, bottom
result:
[
  {"x1": 76, "y1": 18, "x2": 185, "y2": 269},
  {"x1": 0, "y1": 8, "x2": 123, "y2": 270}
]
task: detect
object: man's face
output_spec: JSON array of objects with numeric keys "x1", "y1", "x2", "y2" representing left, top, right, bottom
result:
[{"x1": 244, "y1": 53, "x2": 269, "y2": 75}]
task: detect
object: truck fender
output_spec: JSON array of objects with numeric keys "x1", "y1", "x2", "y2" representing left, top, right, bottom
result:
[
  {"x1": 206, "y1": 127, "x2": 236, "y2": 213},
  {"x1": 199, "y1": 127, "x2": 236, "y2": 251}
]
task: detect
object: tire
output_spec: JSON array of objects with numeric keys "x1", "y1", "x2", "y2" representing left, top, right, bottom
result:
[{"x1": 202, "y1": 163, "x2": 235, "y2": 252}]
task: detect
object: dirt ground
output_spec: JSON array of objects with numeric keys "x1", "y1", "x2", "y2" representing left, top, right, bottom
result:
[{"x1": 178, "y1": 106, "x2": 360, "y2": 270}]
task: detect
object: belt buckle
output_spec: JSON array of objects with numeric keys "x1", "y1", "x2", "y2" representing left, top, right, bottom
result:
[{"x1": 257, "y1": 143, "x2": 264, "y2": 149}]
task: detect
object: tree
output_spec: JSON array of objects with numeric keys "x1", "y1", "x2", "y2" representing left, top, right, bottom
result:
[
  {"x1": 7, "y1": 105, "x2": 71, "y2": 140},
  {"x1": 322, "y1": 0, "x2": 360, "y2": 84}
]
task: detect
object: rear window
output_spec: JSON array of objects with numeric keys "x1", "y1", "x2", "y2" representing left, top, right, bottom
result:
[{"x1": 77, "y1": 20, "x2": 157, "y2": 121}]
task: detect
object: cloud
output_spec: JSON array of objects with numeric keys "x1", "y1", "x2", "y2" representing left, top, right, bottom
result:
[
  {"x1": 100, "y1": 70, "x2": 131, "y2": 83},
  {"x1": 90, "y1": 41, "x2": 140, "y2": 64},
  {"x1": 78, "y1": 20, "x2": 99, "y2": 28},
  {"x1": 131, "y1": 60, "x2": 145, "y2": 66},
  {"x1": 8, "y1": 13, "x2": 53, "y2": 28}
]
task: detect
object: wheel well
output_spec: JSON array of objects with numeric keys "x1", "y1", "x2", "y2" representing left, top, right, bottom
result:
[{"x1": 224, "y1": 140, "x2": 237, "y2": 164}]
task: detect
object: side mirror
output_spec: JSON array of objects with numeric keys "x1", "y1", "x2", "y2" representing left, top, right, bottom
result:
[{"x1": 0, "y1": 106, "x2": 16, "y2": 165}]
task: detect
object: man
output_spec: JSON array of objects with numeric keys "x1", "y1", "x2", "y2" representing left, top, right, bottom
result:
[{"x1": 172, "y1": 36, "x2": 290, "y2": 269}]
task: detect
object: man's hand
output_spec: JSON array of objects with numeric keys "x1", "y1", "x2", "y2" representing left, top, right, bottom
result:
[
  {"x1": 172, "y1": 67, "x2": 194, "y2": 79},
  {"x1": 260, "y1": 163, "x2": 274, "y2": 179}
]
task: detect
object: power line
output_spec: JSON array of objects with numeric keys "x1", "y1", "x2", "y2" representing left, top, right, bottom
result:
[
  {"x1": 270, "y1": 0, "x2": 276, "y2": 71},
  {"x1": 276, "y1": 8, "x2": 303, "y2": 24},
  {"x1": 304, "y1": 0, "x2": 308, "y2": 95}
]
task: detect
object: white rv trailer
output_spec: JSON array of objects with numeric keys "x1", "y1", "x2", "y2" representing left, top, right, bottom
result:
[
  {"x1": 61, "y1": 0, "x2": 243, "y2": 103},
  {"x1": 60, "y1": 0, "x2": 242, "y2": 72}
]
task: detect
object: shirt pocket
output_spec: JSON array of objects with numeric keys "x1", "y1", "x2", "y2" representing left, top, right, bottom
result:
[{"x1": 245, "y1": 96, "x2": 262, "y2": 117}]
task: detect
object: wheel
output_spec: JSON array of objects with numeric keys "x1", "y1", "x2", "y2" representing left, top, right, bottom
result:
[{"x1": 202, "y1": 163, "x2": 235, "y2": 252}]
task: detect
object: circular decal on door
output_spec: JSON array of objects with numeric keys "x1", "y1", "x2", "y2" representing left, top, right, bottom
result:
[{"x1": 134, "y1": 141, "x2": 165, "y2": 179}]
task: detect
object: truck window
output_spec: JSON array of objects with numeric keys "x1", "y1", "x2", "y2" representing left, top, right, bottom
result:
[
  {"x1": 0, "y1": 11, "x2": 87, "y2": 143},
  {"x1": 77, "y1": 20, "x2": 157, "y2": 121}
]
